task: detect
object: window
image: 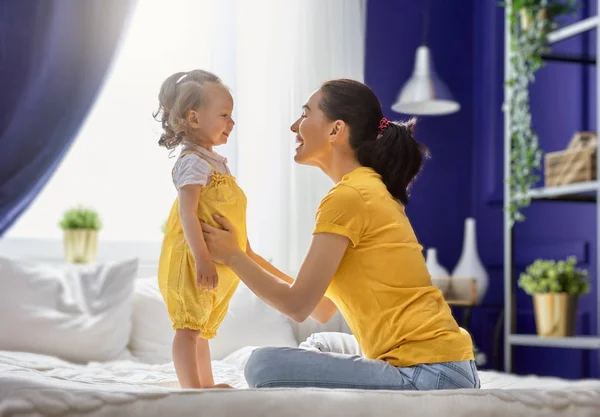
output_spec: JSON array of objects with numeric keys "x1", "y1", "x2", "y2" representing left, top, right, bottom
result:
[{"x1": 7, "y1": 0, "x2": 236, "y2": 241}]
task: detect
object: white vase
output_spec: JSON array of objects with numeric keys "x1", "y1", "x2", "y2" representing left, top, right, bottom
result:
[
  {"x1": 452, "y1": 218, "x2": 488, "y2": 304},
  {"x1": 426, "y1": 248, "x2": 450, "y2": 295}
]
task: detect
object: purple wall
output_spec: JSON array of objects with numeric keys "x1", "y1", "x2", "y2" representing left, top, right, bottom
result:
[
  {"x1": 365, "y1": 0, "x2": 598, "y2": 378},
  {"x1": 365, "y1": 0, "x2": 475, "y2": 290}
]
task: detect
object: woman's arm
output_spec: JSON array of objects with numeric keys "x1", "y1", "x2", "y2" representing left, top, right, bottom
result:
[
  {"x1": 246, "y1": 242, "x2": 339, "y2": 324},
  {"x1": 179, "y1": 185, "x2": 218, "y2": 290},
  {"x1": 202, "y1": 216, "x2": 348, "y2": 322}
]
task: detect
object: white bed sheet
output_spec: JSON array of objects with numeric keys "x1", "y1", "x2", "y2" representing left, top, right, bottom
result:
[{"x1": 1, "y1": 349, "x2": 599, "y2": 417}]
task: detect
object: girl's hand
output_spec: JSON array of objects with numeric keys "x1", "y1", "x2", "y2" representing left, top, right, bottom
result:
[
  {"x1": 196, "y1": 260, "x2": 218, "y2": 291},
  {"x1": 201, "y1": 215, "x2": 242, "y2": 265}
]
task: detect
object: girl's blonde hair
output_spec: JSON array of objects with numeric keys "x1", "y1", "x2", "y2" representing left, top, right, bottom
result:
[{"x1": 153, "y1": 69, "x2": 223, "y2": 150}]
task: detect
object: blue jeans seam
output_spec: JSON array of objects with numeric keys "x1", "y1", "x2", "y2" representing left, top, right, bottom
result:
[
  {"x1": 411, "y1": 365, "x2": 422, "y2": 382},
  {"x1": 439, "y1": 362, "x2": 475, "y2": 383},
  {"x1": 470, "y1": 361, "x2": 481, "y2": 388},
  {"x1": 436, "y1": 373, "x2": 467, "y2": 390}
]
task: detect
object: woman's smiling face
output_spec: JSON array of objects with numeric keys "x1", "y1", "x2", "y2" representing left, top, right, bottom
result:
[{"x1": 290, "y1": 89, "x2": 334, "y2": 166}]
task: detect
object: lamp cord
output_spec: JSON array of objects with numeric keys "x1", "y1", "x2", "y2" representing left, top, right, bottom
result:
[{"x1": 422, "y1": 0, "x2": 430, "y2": 46}]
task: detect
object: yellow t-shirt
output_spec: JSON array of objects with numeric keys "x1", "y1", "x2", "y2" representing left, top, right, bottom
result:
[{"x1": 314, "y1": 167, "x2": 474, "y2": 367}]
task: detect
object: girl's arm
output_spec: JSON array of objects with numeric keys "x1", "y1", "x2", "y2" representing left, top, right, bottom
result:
[
  {"x1": 202, "y1": 216, "x2": 348, "y2": 322},
  {"x1": 246, "y1": 243, "x2": 339, "y2": 324},
  {"x1": 179, "y1": 184, "x2": 218, "y2": 291}
]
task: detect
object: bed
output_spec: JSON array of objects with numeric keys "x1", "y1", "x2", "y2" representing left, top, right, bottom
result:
[
  {"x1": 0, "y1": 240, "x2": 599, "y2": 417},
  {"x1": 0, "y1": 348, "x2": 600, "y2": 417},
  {"x1": 2, "y1": 348, "x2": 599, "y2": 417}
]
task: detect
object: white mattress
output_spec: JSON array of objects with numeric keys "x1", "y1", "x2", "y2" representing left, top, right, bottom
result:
[{"x1": 1, "y1": 349, "x2": 599, "y2": 417}]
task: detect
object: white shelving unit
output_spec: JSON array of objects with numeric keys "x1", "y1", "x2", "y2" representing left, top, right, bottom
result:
[
  {"x1": 503, "y1": 1, "x2": 600, "y2": 373},
  {"x1": 508, "y1": 334, "x2": 600, "y2": 349}
]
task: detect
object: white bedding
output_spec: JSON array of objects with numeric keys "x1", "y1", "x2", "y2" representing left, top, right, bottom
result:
[
  {"x1": 0, "y1": 255, "x2": 598, "y2": 416},
  {"x1": 1, "y1": 349, "x2": 599, "y2": 417}
]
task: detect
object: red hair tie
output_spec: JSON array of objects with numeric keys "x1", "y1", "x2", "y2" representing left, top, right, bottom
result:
[{"x1": 377, "y1": 117, "x2": 390, "y2": 136}]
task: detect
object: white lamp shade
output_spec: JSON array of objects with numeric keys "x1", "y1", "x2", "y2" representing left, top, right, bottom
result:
[{"x1": 392, "y1": 45, "x2": 460, "y2": 116}]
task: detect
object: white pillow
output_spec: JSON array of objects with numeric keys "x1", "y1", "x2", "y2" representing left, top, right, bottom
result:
[
  {"x1": 129, "y1": 277, "x2": 174, "y2": 364},
  {"x1": 130, "y1": 278, "x2": 297, "y2": 363},
  {"x1": 299, "y1": 332, "x2": 362, "y2": 356},
  {"x1": 210, "y1": 283, "x2": 298, "y2": 358},
  {"x1": 0, "y1": 256, "x2": 138, "y2": 363},
  {"x1": 291, "y1": 310, "x2": 352, "y2": 344}
]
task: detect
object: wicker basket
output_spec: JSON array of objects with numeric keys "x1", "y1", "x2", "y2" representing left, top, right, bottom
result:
[{"x1": 544, "y1": 131, "x2": 597, "y2": 187}]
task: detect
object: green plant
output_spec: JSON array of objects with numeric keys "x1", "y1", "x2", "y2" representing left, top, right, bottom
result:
[
  {"x1": 518, "y1": 256, "x2": 590, "y2": 295},
  {"x1": 59, "y1": 206, "x2": 102, "y2": 230},
  {"x1": 502, "y1": 0, "x2": 579, "y2": 226}
]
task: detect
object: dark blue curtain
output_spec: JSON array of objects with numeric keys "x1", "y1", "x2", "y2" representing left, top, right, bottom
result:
[{"x1": 0, "y1": 0, "x2": 137, "y2": 236}]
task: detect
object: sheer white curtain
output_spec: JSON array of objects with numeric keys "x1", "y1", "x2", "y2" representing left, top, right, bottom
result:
[
  {"x1": 7, "y1": 0, "x2": 366, "y2": 275},
  {"x1": 221, "y1": 0, "x2": 366, "y2": 274}
]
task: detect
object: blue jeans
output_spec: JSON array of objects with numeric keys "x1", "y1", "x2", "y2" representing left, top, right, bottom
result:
[{"x1": 245, "y1": 347, "x2": 481, "y2": 390}]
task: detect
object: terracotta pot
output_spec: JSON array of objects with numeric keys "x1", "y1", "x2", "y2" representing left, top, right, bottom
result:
[{"x1": 533, "y1": 293, "x2": 578, "y2": 337}]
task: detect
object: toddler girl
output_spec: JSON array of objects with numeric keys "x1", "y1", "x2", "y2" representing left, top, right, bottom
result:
[{"x1": 156, "y1": 69, "x2": 247, "y2": 389}]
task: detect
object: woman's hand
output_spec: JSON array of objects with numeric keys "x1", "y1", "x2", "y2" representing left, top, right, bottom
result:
[
  {"x1": 203, "y1": 215, "x2": 348, "y2": 323},
  {"x1": 201, "y1": 215, "x2": 243, "y2": 265}
]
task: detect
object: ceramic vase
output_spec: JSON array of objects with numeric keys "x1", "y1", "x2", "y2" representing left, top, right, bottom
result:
[
  {"x1": 452, "y1": 218, "x2": 488, "y2": 304},
  {"x1": 426, "y1": 248, "x2": 450, "y2": 295}
]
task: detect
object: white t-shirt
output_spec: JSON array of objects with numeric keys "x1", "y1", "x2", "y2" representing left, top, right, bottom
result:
[{"x1": 172, "y1": 142, "x2": 230, "y2": 190}]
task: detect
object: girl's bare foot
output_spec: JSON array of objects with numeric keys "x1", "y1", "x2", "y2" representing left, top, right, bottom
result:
[{"x1": 208, "y1": 383, "x2": 234, "y2": 389}]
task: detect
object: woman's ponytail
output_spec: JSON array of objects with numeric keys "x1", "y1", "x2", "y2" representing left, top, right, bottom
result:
[{"x1": 319, "y1": 79, "x2": 429, "y2": 204}]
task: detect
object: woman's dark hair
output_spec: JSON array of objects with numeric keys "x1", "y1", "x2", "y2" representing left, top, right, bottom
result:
[{"x1": 319, "y1": 79, "x2": 430, "y2": 204}]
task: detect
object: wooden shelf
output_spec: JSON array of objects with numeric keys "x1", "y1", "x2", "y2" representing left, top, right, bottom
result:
[{"x1": 445, "y1": 278, "x2": 478, "y2": 307}]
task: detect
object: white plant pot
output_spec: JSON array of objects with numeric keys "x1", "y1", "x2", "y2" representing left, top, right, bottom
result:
[
  {"x1": 426, "y1": 248, "x2": 450, "y2": 295},
  {"x1": 452, "y1": 218, "x2": 489, "y2": 303}
]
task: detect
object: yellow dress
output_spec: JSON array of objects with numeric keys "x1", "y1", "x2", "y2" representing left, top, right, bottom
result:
[{"x1": 158, "y1": 151, "x2": 247, "y2": 338}]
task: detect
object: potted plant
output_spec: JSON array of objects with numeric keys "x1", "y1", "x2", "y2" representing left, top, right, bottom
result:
[
  {"x1": 502, "y1": 0, "x2": 580, "y2": 226},
  {"x1": 518, "y1": 256, "x2": 590, "y2": 337},
  {"x1": 59, "y1": 206, "x2": 102, "y2": 263}
]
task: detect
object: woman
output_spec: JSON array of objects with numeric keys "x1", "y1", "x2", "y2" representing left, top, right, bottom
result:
[{"x1": 201, "y1": 79, "x2": 480, "y2": 391}]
